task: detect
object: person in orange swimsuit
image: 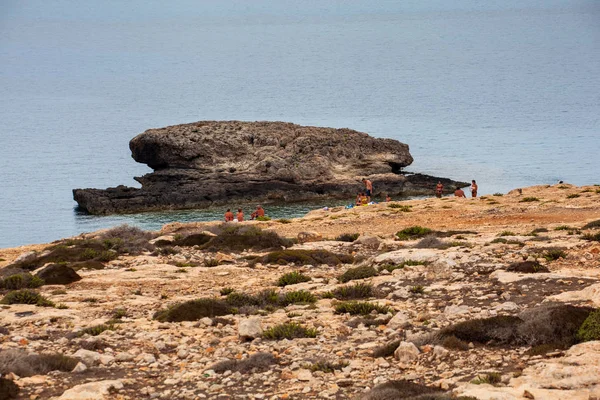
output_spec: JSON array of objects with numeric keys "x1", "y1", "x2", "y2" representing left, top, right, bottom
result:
[
  {"x1": 471, "y1": 180, "x2": 478, "y2": 198},
  {"x1": 237, "y1": 208, "x2": 244, "y2": 222},
  {"x1": 435, "y1": 181, "x2": 443, "y2": 198},
  {"x1": 224, "y1": 209, "x2": 234, "y2": 222}
]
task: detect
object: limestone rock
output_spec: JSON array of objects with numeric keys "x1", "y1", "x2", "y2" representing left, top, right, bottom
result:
[
  {"x1": 297, "y1": 231, "x2": 323, "y2": 244},
  {"x1": 72, "y1": 121, "x2": 467, "y2": 214},
  {"x1": 394, "y1": 341, "x2": 420, "y2": 363},
  {"x1": 354, "y1": 235, "x2": 381, "y2": 250},
  {"x1": 387, "y1": 311, "x2": 411, "y2": 329},
  {"x1": 238, "y1": 317, "x2": 263, "y2": 340},
  {"x1": 57, "y1": 380, "x2": 123, "y2": 400},
  {"x1": 71, "y1": 362, "x2": 87, "y2": 373}
]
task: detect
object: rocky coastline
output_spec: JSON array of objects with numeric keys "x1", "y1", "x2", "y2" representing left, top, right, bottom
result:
[
  {"x1": 73, "y1": 121, "x2": 467, "y2": 215},
  {"x1": 1, "y1": 183, "x2": 600, "y2": 399}
]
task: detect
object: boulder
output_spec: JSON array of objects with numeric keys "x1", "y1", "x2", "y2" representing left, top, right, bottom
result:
[
  {"x1": 57, "y1": 380, "x2": 123, "y2": 400},
  {"x1": 297, "y1": 231, "x2": 323, "y2": 244},
  {"x1": 72, "y1": 121, "x2": 467, "y2": 214},
  {"x1": 394, "y1": 341, "x2": 420, "y2": 363},
  {"x1": 387, "y1": 311, "x2": 411, "y2": 329},
  {"x1": 36, "y1": 264, "x2": 81, "y2": 285},
  {"x1": 238, "y1": 317, "x2": 263, "y2": 340}
]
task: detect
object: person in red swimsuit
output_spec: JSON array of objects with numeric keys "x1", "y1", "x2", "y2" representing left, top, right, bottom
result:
[
  {"x1": 224, "y1": 209, "x2": 234, "y2": 222},
  {"x1": 435, "y1": 181, "x2": 443, "y2": 198},
  {"x1": 471, "y1": 180, "x2": 478, "y2": 198}
]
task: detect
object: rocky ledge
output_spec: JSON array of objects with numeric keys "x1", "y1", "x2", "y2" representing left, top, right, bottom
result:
[{"x1": 73, "y1": 121, "x2": 467, "y2": 214}]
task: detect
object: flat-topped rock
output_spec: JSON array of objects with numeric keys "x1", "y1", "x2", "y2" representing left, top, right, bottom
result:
[{"x1": 73, "y1": 121, "x2": 466, "y2": 214}]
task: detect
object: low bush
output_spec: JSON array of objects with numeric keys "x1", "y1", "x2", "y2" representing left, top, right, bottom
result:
[
  {"x1": 280, "y1": 290, "x2": 317, "y2": 306},
  {"x1": 582, "y1": 232, "x2": 600, "y2": 242},
  {"x1": 409, "y1": 285, "x2": 425, "y2": 295},
  {"x1": 360, "y1": 380, "x2": 445, "y2": 400},
  {"x1": 490, "y1": 238, "x2": 524, "y2": 246},
  {"x1": 388, "y1": 204, "x2": 412, "y2": 212},
  {"x1": 1, "y1": 290, "x2": 54, "y2": 307},
  {"x1": 202, "y1": 225, "x2": 292, "y2": 252},
  {"x1": 498, "y1": 231, "x2": 516, "y2": 237},
  {"x1": 526, "y1": 343, "x2": 562, "y2": 356},
  {"x1": 554, "y1": 225, "x2": 575, "y2": 231},
  {"x1": 493, "y1": 193, "x2": 503, "y2": 196},
  {"x1": 372, "y1": 340, "x2": 400, "y2": 358},
  {"x1": 154, "y1": 298, "x2": 232, "y2": 322},
  {"x1": 335, "y1": 233, "x2": 360, "y2": 242},
  {"x1": 577, "y1": 310, "x2": 600, "y2": 342},
  {"x1": 334, "y1": 301, "x2": 390, "y2": 315},
  {"x1": 441, "y1": 335, "x2": 469, "y2": 351},
  {"x1": 566, "y1": 194, "x2": 580, "y2": 199},
  {"x1": 203, "y1": 259, "x2": 221, "y2": 268},
  {"x1": 78, "y1": 324, "x2": 114, "y2": 337},
  {"x1": 542, "y1": 249, "x2": 567, "y2": 261},
  {"x1": 262, "y1": 249, "x2": 353, "y2": 266},
  {"x1": 506, "y1": 261, "x2": 549, "y2": 273},
  {"x1": 256, "y1": 216, "x2": 271, "y2": 221},
  {"x1": 395, "y1": 226, "x2": 433, "y2": 240},
  {"x1": 220, "y1": 287, "x2": 235, "y2": 296},
  {"x1": 277, "y1": 218, "x2": 292, "y2": 224},
  {"x1": 329, "y1": 283, "x2": 374, "y2": 300},
  {"x1": 263, "y1": 323, "x2": 317, "y2": 340},
  {"x1": 379, "y1": 259, "x2": 427, "y2": 273},
  {"x1": 98, "y1": 224, "x2": 155, "y2": 254},
  {"x1": 413, "y1": 235, "x2": 447, "y2": 249},
  {"x1": 0, "y1": 273, "x2": 44, "y2": 290},
  {"x1": 520, "y1": 197, "x2": 539, "y2": 202},
  {"x1": 306, "y1": 359, "x2": 348, "y2": 373},
  {"x1": 338, "y1": 266, "x2": 377, "y2": 283},
  {"x1": 437, "y1": 315, "x2": 523, "y2": 344},
  {"x1": 472, "y1": 372, "x2": 502, "y2": 385},
  {"x1": 0, "y1": 350, "x2": 78, "y2": 377},
  {"x1": 277, "y1": 271, "x2": 311, "y2": 287},
  {"x1": 211, "y1": 352, "x2": 276, "y2": 374}
]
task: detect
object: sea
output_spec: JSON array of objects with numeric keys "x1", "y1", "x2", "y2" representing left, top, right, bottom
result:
[{"x1": 1, "y1": 0, "x2": 599, "y2": 248}]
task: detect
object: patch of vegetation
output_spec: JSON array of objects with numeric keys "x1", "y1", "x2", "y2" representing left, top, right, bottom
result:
[
  {"x1": 498, "y1": 231, "x2": 516, "y2": 237},
  {"x1": 50, "y1": 289, "x2": 67, "y2": 295},
  {"x1": 328, "y1": 283, "x2": 374, "y2": 300},
  {"x1": 305, "y1": 359, "x2": 348, "y2": 373},
  {"x1": 255, "y1": 216, "x2": 271, "y2": 221},
  {"x1": 490, "y1": 238, "x2": 524, "y2": 246},
  {"x1": 378, "y1": 259, "x2": 427, "y2": 273},
  {"x1": 566, "y1": 194, "x2": 580, "y2": 199},
  {"x1": 520, "y1": 197, "x2": 540, "y2": 203},
  {"x1": 111, "y1": 308, "x2": 127, "y2": 319},
  {"x1": 395, "y1": 226, "x2": 433, "y2": 240},
  {"x1": 0, "y1": 273, "x2": 44, "y2": 290},
  {"x1": 334, "y1": 301, "x2": 390, "y2": 315},
  {"x1": 277, "y1": 271, "x2": 311, "y2": 287},
  {"x1": 153, "y1": 298, "x2": 233, "y2": 322},
  {"x1": 338, "y1": 266, "x2": 377, "y2": 283},
  {"x1": 577, "y1": 310, "x2": 600, "y2": 342},
  {"x1": 0, "y1": 290, "x2": 54, "y2": 307},
  {"x1": 388, "y1": 204, "x2": 412, "y2": 212},
  {"x1": 472, "y1": 372, "x2": 502, "y2": 385},
  {"x1": 277, "y1": 218, "x2": 292, "y2": 224},
  {"x1": 211, "y1": 352, "x2": 277, "y2": 374},
  {"x1": 554, "y1": 225, "x2": 575, "y2": 231},
  {"x1": 0, "y1": 350, "x2": 79, "y2": 377},
  {"x1": 409, "y1": 285, "x2": 425, "y2": 295},
  {"x1": 335, "y1": 233, "x2": 360, "y2": 242},
  {"x1": 582, "y1": 232, "x2": 600, "y2": 242},
  {"x1": 203, "y1": 258, "x2": 221, "y2": 268},
  {"x1": 262, "y1": 249, "x2": 353, "y2": 266},
  {"x1": 441, "y1": 335, "x2": 469, "y2": 351},
  {"x1": 202, "y1": 225, "x2": 292, "y2": 252},
  {"x1": 413, "y1": 235, "x2": 448, "y2": 249},
  {"x1": 493, "y1": 193, "x2": 503, "y2": 196},
  {"x1": 263, "y1": 322, "x2": 317, "y2": 340},
  {"x1": 557, "y1": 185, "x2": 569, "y2": 189},
  {"x1": 372, "y1": 340, "x2": 400, "y2": 358},
  {"x1": 35, "y1": 264, "x2": 81, "y2": 285},
  {"x1": 360, "y1": 380, "x2": 445, "y2": 400},
  {"x1": 98, "y1": 225, "x2": 155, "y2": 254},
  {"x1": 78, "y1": 324, "x2": 114, "y2": 337},
  {"x1": 525, "y1": 343, "x2": 562, "y2": 356},
  {"x1": 437, "y1": 315, "x2": 523, "y2": 344},
  {"x1": 506, "y1": 260, "x2": 549, "y2": 273},
  {"x1": 280, "y1": 290, "x2": 317, "y2": 306},
  {"x1": 219, "y1": 287, "x2": 235, "y2": 296},
  {"x1": 542, "y1": 249, "x2": 567, "y2": 261}
]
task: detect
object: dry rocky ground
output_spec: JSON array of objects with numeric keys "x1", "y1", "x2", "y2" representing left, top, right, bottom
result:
[{"x1": 1, "y1": 183, "x2": 600, "y2": 400}]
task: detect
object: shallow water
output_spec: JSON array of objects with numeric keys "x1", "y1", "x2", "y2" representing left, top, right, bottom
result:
[{"x1": 1, "y1": 0, "x2": 599, "y2": 247}]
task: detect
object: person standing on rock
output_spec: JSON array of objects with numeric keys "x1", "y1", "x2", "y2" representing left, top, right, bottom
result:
[
  {"x1": 237, "y1": 208, "x2": 244, "y2": 222},
  {"x1": 471, "y1": 180, "x2": 478, "y2": 198},
  {"x1": 454, "y1": 187, "x2": 466, "y2": 198},
  {"x1": 362, "y1": 178, "x2": 373, "y2": 202},
  {"x1": 435, "y1": 181, "x2": 443, "y2": 198},
  {"x1": 224, "y1": 209, "x2": 234, "y2": 222}
]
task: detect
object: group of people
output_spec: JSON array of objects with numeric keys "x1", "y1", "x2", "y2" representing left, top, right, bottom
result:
[
  {"x1": 224, "y1": 205, "x2": 265, "y2": 222},
  {"x1": 436, "y1": 180, "x2": 478, "y2": 198},
  {"x1": 354, "y1": 178, "x2": 392, "y2": 206}
]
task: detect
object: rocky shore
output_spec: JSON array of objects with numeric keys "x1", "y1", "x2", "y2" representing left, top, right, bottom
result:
[
  {"x1": 2, "y1": 183, "x2": 600, "y2": 399},
  {"x1": 73, "y1": 121, "x2": 467, "y2": 214}
]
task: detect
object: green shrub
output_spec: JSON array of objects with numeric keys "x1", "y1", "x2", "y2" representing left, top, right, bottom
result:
[
  {"x1": 81, "y1": 248, "x2": 99, "y2": 260},
  {"x1": 441, "y1": 335, "x2": 469, "y2": 351},
  {"x1": 555, "y1": 225, "x2": 574, "y2": 231},
  {"x1": 112, "y1": 308, "x2": 127, "y2": 319},
  {"x1": 582, "y1": 232, "x2": 600, "y2": 242},
  {"x1": 372, "y1": 340, "x2": 400, "y2": 358},
  {"x1": 577, "y1": 310, "x2": 600, "y2": 342},
  {"x1": 506, "y1": 261, "x2": 549, "y2": 273},
  {"x1": 211, "y1": 352, "x2": 276, "y2": 374},
  {"x1": 335, "y1": 233, "x2": 360, "y2": 242},
  {"x1": 409, "y1": 285, "x2": 425, "y2": 295},
  {"x1": 263, "y1": 323, "x2": 317, "y2": 340},
  {"x1": 520, "y1": 197, "x2": 539, "y2": 202},
  {"x1": 306, "y1": 360, "x2": 348, "y2": 373},
  {"x1": 472, "y1": 372, "x2": 502, "y2": 385},
  {"x1": 97, "y1": 251, "x2": 117, "y2": 262},
  {"x1": 493, "y1": 193, "x2": 503, "y2": 197},
  {"x1": 413, "y1": 235, "x2": 448, "y2": 249},
  {"x1": 437, "y1": 315, "x2": 523, "y2": 344},
  {"x1": 220, "y1": 287, "x2": 235, "y2": 296},
  {"x1": 379, "y1": 259, "x2": 427, "y2": 273},
  {"x1": 543, "y1": 249, "x2": 567, "y2": 261},
  {"x1": 0, "y1": 273, "x2": 44, "y2": 290},
  {"x1": 153, "y1": 298, "x2": 232, "y2": 322},
  {"x1": 360, "y1": 380, "x2": 445, "y2": 400},
  {"x1": 388, "y1": 204, "x2": 412, "y2": 212},
  {"x1": 334, "y1": 301, "x2": 390, "y2": 315},
  {"x1": 395, "y1": 226, "x2": 433, "y2": 240},
  {"x1": 78, "y1": 324, "x2": 114, "y2": 337},
  {"x1": 0, "y1": 290, "x2": 54, "y2": 307},
  {"x1": 280, "y1": 290, "x2": 317, "y2": 306},
  {"x1": 256, "y1": 216, "x2": 271, "y2": 221},
  {"x1": 277, "y1": 219, "x2": 292, "y2": 224},
  {"x1": 277, "y1": 271, "x2": 311, "y2": 287},
  {"x1": 338, "y1": 266, "x2": 377, "y2": 283},
  {"x1": 203, "y1": 259, "x2": 221, "y2": 268},
  {"x1": 329, "y1": 283, "x2": 374, "y2": 300},
  {"x1": 497, "y1": 231, "x2": 516, "y2": 237},
  {"x1": 566, "y1": 194, "x2": 580, "y2": 199},
  {"x1": 262, "y1": 249, "x2": 353, "y2": 266},
  {"x1": 202, "y1": 225, "x2": 292, "y2": 252}
]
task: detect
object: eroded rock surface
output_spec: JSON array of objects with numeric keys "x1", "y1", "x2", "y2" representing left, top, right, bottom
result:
[{"x1": 73, "y1": 121, "x2": 465, "y2": 214}]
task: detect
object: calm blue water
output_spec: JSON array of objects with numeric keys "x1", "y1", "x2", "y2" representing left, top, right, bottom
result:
[{"x1": 1, "y1": 0, "x2": 599, "y2": 248}]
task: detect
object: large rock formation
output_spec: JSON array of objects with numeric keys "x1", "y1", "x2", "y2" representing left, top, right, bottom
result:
[{"x1": 73, "y1": 121, "x2": 466, "y2": 214}]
